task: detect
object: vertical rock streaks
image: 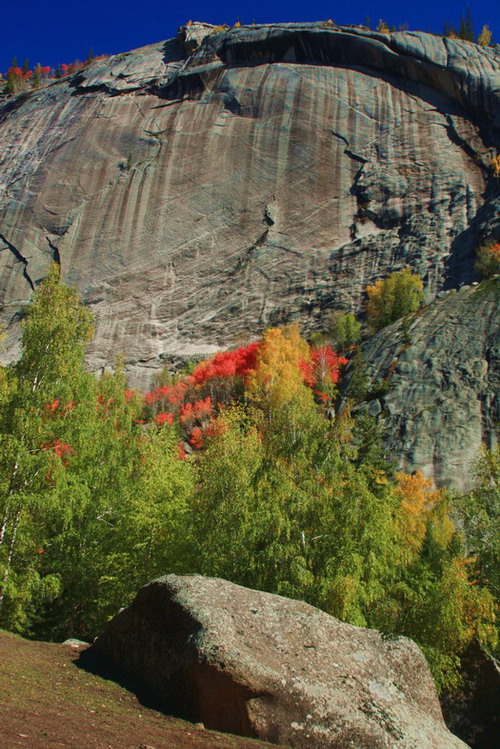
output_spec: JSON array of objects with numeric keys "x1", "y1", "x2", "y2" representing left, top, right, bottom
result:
[{"x1": 0, "y1": 23, "x2": 498, "y2": 396}]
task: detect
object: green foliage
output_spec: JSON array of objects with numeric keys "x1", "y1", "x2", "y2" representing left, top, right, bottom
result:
[
  {"x1": 35, "y1": 364, "x2": 194, "y2": 640},
  {"x1": 0, "y1": 266, "x2": 95, "y2": 630},
  {"x1": 113, "y1": 420, "x2": 194, "y2": 589},
  {"x1": 14, "y1": 264, "x2": 94, "y2": 396},
  {"x1": 0, "y1": 279, "x2": 496, "y2": 696},
  {"x1": 36, "y1": 371, "x2": 139, "y2": 637},
  {"x1": 328, "y1": 311, "x2": 362, "y2": 351},
  {"x1": 0, "y1": 268, "x2": 194, "y2": 639},
  {"x1": 181, "y1": 401, "x2": 402, "y2": 628},
  {"x1": 453, "y1": 447, "x2": 500, "y2": 654},
  {"x1": 458, "y1": 7, "x2": 475, "y2": 42},
  {"x1": 474, "y1": 240, "x2": 500, "y2": 279},
  {"x1": 365, "y1": 268, "x2": 424, "y2": 331},
  {"x1": 394, "y1": 520, "x2": 496, "y2": 690},
  {"x1": 345, "y1": 348, "x2": 369, "y2": 402},
  {"x1": 401, "y1": 317, "x2": 412, "y2": 346}
]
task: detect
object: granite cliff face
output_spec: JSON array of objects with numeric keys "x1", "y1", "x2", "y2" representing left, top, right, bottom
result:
[
  {"x1": 351, "y1": 279, "x2": 499, "y2": 491},
  {"x1": 1, "y1": 22, "x2": 499, "y2": 383},
  {"x1": 0, "y1": 23, "x2": 499, "y2": 487}
]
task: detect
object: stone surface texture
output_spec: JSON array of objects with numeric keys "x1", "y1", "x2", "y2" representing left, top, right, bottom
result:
[
  {"x1": 92, "y1": 574, "x2": 468, "y2": 748},
  {"x1": 353, "y1": 279, "x2": 499, "y2": 491},
  {"x1": 0, "y1": 23, "x2": 499, "y2": 386}
]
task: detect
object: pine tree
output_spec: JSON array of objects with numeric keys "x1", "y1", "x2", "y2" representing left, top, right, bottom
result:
[{"x1": 458, "y1": 7, "x2": 474, "y2": 41}]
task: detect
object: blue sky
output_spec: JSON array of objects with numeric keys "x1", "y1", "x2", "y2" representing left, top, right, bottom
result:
[{"x1": 1, "y1": 1, "x2": 499, "y2": 73}]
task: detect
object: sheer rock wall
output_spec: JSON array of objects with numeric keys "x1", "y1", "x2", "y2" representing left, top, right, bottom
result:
[
  {"x1": 353, "y1": 280, "x2": 500, "y2": 491},
  {"x1": 0, "y1": 23, "x2": 499, "y2": 488},
  {"x1": 1, "y1": 23, "x2": 499, "y2": 385}
]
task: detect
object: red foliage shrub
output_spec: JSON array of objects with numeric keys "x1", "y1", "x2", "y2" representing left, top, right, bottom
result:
[
  {"x1": 136, "y1": 336, "x2": 346, "y2": 451},
  {"x1": 189, "y1": 342, "x2": 260, "y2": 385},
  {"x1": 44, "y1": 399, "x2": 76, "y2": 416},
  {"x1": 145, "y1": 381, "x2": 188, "y2": 407},
  {"x1": 43, "y1": 439, "x2": 74, "y2": 466},
  {"x1": 45, "y1": 399, "x2": 60, "y2": 413},
  {"x1": 154, "y1": 412, "x2": 174, "y2": 426},
  {"x1": 179, "y1": 397, "x2": 213, "y2": 424},
  {"x1": 311, "y1": 346, "x2": 348, "y2": 385},
  {"x1": 188, "y1": 426, "x2": 205, "y2": 449}
]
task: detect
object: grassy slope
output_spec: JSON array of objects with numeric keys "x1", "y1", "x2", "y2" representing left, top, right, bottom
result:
[{"x1": 0, "y1": 629, "x2": 272, "y2": 749}]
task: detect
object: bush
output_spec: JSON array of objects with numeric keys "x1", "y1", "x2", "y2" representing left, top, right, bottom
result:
[
  {"x1": 475, "y1": 240, "x2": 500, "y2": 279},
  {"x1": 365, "y1": 268, "x2": 424, "y2": 331},
  {"x1": 328, "y1": 311, "x2": 362, "y2": 351}
]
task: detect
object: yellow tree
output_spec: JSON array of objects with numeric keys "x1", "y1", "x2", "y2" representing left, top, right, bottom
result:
[
  {"x1": 478, "y1": 25, "x2": 492, "y2": 47},
  {"x1": 247, "y1": 324, "x2": 311, "y2": 415},
  {"x1": 492, "y1": 154, "x2": 500, "y2": 178},
  {"x1": 365, "y1": 268, "x2": 424, "y2": 331},
  {"x1": 245, "y1": 323, "x2": 324, "y2": 462},
  {"x1": 396, "y1": 471, "x2": 442, "y2": 556}
]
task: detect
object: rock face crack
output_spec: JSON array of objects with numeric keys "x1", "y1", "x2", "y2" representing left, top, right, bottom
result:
[
  {"x1": 479, "y1": 296, "x2": 500, "y2": 450},
  {"x1": 263, "y1": 210, "x2": 274, "y2": 226},
  {"x1": 232, "y1": 230, "x2": 270, "y2": 275},
  {"x1": 330, "y1": 129, "x2": 368, "y2": 164},
  {"x1": 0, "y1": 232, "x2": 34, "y2": 291},
  {"x1": 69, "y1": 75, "x2": 143, "y2": 98},
  {"x1": 444, "y1": 114, "x2": 488, "y2": 173},
  {"x1": 46, "y1": 236, "x2": 61, "y2": 266},
  {"x1": 329, "y1": 130, "x2": 371, "y2": 236}
]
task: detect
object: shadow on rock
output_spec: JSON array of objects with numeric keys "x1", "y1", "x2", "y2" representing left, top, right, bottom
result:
[{"x1": 75, "y1": 646, "x2": 171, "y2": 717}]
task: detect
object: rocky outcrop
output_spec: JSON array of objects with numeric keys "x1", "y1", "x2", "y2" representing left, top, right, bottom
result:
[
  {"x1": 352, "y1": 278, "x2": 499, "y2": 491},
  {"x1": 0, "y1": 23, "x2": 499, "y2": 386},
  {"x1": 92, "y1": 574, "x2": 468, "y2": 748}
]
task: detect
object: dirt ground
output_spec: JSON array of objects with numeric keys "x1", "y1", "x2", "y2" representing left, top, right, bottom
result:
[{"x1": 0, "y1": 629, "x2": 272, "y2": 749}]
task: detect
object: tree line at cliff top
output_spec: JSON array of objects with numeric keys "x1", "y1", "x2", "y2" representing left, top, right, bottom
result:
[
  {"x1": 0, "y1": 263, "x2": 498, "y2": 697},
  {"x1": 1, "y1": 10, "x2": 497, "y2": 96}
]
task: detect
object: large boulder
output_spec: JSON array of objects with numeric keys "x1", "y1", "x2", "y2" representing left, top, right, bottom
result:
[{"x1": 91, "y1": 574, "x2": 467, "y2": 748}]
